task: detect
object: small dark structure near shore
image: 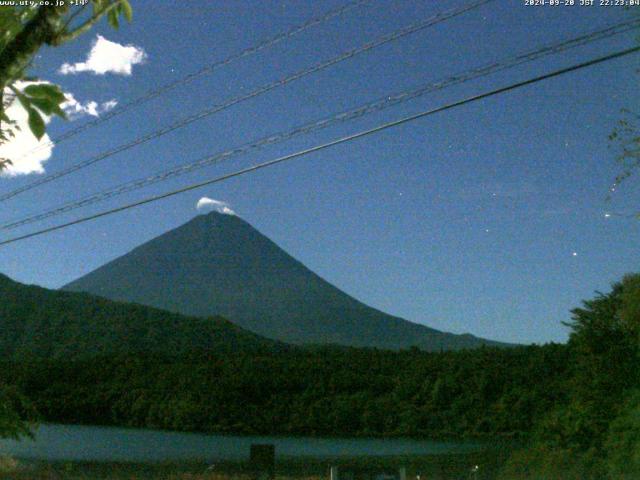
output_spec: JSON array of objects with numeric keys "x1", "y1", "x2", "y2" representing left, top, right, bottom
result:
[
  {"x1": 247, "y1": 443, "x2": 409, "y2": 480},
  {"x1": 250, "y1": 444, "x2": 276, "y2": 480}
]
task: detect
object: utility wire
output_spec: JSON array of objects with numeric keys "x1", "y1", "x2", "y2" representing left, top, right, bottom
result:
[
  {"x1": 1, "y1": 45, "x2": 637, "y2": 247},
  {"x1": 2, "y1": 18, "x2": 638, "y2": 231},
  {"x1": 0, "y1": 0, "x2": 494, "y2": 203},
  {"x1": 13, "y1": 0, "x2": 370, "y2": 162}
]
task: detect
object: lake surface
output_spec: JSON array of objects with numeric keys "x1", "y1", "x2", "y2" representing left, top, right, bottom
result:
[{"x1": 0, "y1": 424, "x2": 480, "y2": 463}]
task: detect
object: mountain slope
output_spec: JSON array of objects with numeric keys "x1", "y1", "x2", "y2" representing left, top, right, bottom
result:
[
  {"x1": 64, "y1": 212, "x2": 507, "y2": 350},
  {"x1": 0, "y1": 273, "x2": 281, "y2": 360}
]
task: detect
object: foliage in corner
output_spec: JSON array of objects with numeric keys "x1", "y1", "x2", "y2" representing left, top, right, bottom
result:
[
  {"x1": 609, "y1": 110, "x2": 640, "y2": 207},
  {"x1": 0, "y1": 1, "x2": 133, "y2": 168},
  {"x1": 0, "y1": 384, "x2": 36, "y2": 441},
  {"x1": 499, "y1": 274, "x2": 640, "y2": 479}
]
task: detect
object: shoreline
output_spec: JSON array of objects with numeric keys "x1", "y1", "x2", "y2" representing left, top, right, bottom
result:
[{"x1": 0, "y1": 450, "x2": 512, "y2": 480}]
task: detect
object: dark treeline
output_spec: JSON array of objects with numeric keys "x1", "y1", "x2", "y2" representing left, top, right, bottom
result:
[{"x1": 2, "y1": 344, "x2": 568, "y2": 439}]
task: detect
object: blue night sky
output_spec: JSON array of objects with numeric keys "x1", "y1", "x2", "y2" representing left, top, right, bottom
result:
[{"x1": 0, "y1": 0, "x2": 638, "y2": 344}]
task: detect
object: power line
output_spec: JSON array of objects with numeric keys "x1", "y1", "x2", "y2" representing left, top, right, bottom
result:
[
  {"x1": 3, "y1": 18, "x2": 638, "y2": 231},
  {"x1": 1, "y1": 45, "x2": 637, "y2": 248},
  {"x1": 605, "y1": 211, "x2": 637, "y2": 219},
  {"x1": 0, "y1": 0, "x2": 494, "y2": 203},
  {"x1": 13, "y1": 0, "x2": 371, "y2": 162}
]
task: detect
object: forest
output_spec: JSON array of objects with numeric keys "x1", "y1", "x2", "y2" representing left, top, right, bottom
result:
[{"x1": 1, "y1": 273, "x2": 639, "y2": 479}]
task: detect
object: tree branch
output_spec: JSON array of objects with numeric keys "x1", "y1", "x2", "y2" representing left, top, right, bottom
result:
[
  {"x1": 0, "y1": 5, "x2": 68, "y2": 88},
  {"x1": 53, "y1": 1, "x2": 122, "y2": 45}
]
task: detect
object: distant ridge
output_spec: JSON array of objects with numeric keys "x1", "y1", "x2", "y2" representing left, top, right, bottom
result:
[
  {"x1": 0, "y1": 273, "x2": 281, "y2": 360},
  {"x1": 64, "y1": 212, "x2": 509, "y2": 351}
]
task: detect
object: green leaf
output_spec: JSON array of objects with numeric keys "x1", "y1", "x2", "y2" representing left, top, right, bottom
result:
[
  {"x1": 52, "y1": 104, "x2": 67, "y2": 120},
  {"x1": 107, "y1": 8, "x2": 119, "y2": 29},
  {"x1": 91, "y1": 0, "x2": 107, "y2": 16},
  {"x1": 23, "y1": 84, "x2": 65, "y2": 103},
  {"x1": 15, "y1": 91, "x2": 31, "y2": 110},
  {"x1": 29, "y1": 97, "x2": 66, "y2": 119},
  {"x1": 28, "y1": 97, "x2": 55, "y2": 115},
  {"x1": 27, "y1": 107, "x2": 45, "y2": 140},
  {"x1": 51, "y1": 104, "x2": 67, "y2": 120},
  {"x1": 120, "y1": 0, "x2": 133, "y2": 22}
]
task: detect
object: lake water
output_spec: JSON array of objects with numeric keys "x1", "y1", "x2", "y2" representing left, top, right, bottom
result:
[{"x1": 0, "y1": 424, "x2": 480, "y2": 463}]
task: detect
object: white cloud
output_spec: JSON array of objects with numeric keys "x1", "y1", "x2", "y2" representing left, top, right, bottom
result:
[
  {"x1": 58, "y1": 35, "x2": 147, "y2": 76},
  {"x1": 196, "y1": 197, "x2": 236, "y2": 215},
  {"x1": 62, "y1": 93, "x2": 118, "y2": 120},
  {"x1": 0, "y1": 83, "x2": 53, "y2": 177}
]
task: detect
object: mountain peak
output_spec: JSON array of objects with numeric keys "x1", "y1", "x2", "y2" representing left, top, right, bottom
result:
[
  {"x1": 64, "y1": 215, "x2": 508, "y2": 351},
  {"x1": 197, "y1": 209, "x2": 238, "y2": 219}
]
